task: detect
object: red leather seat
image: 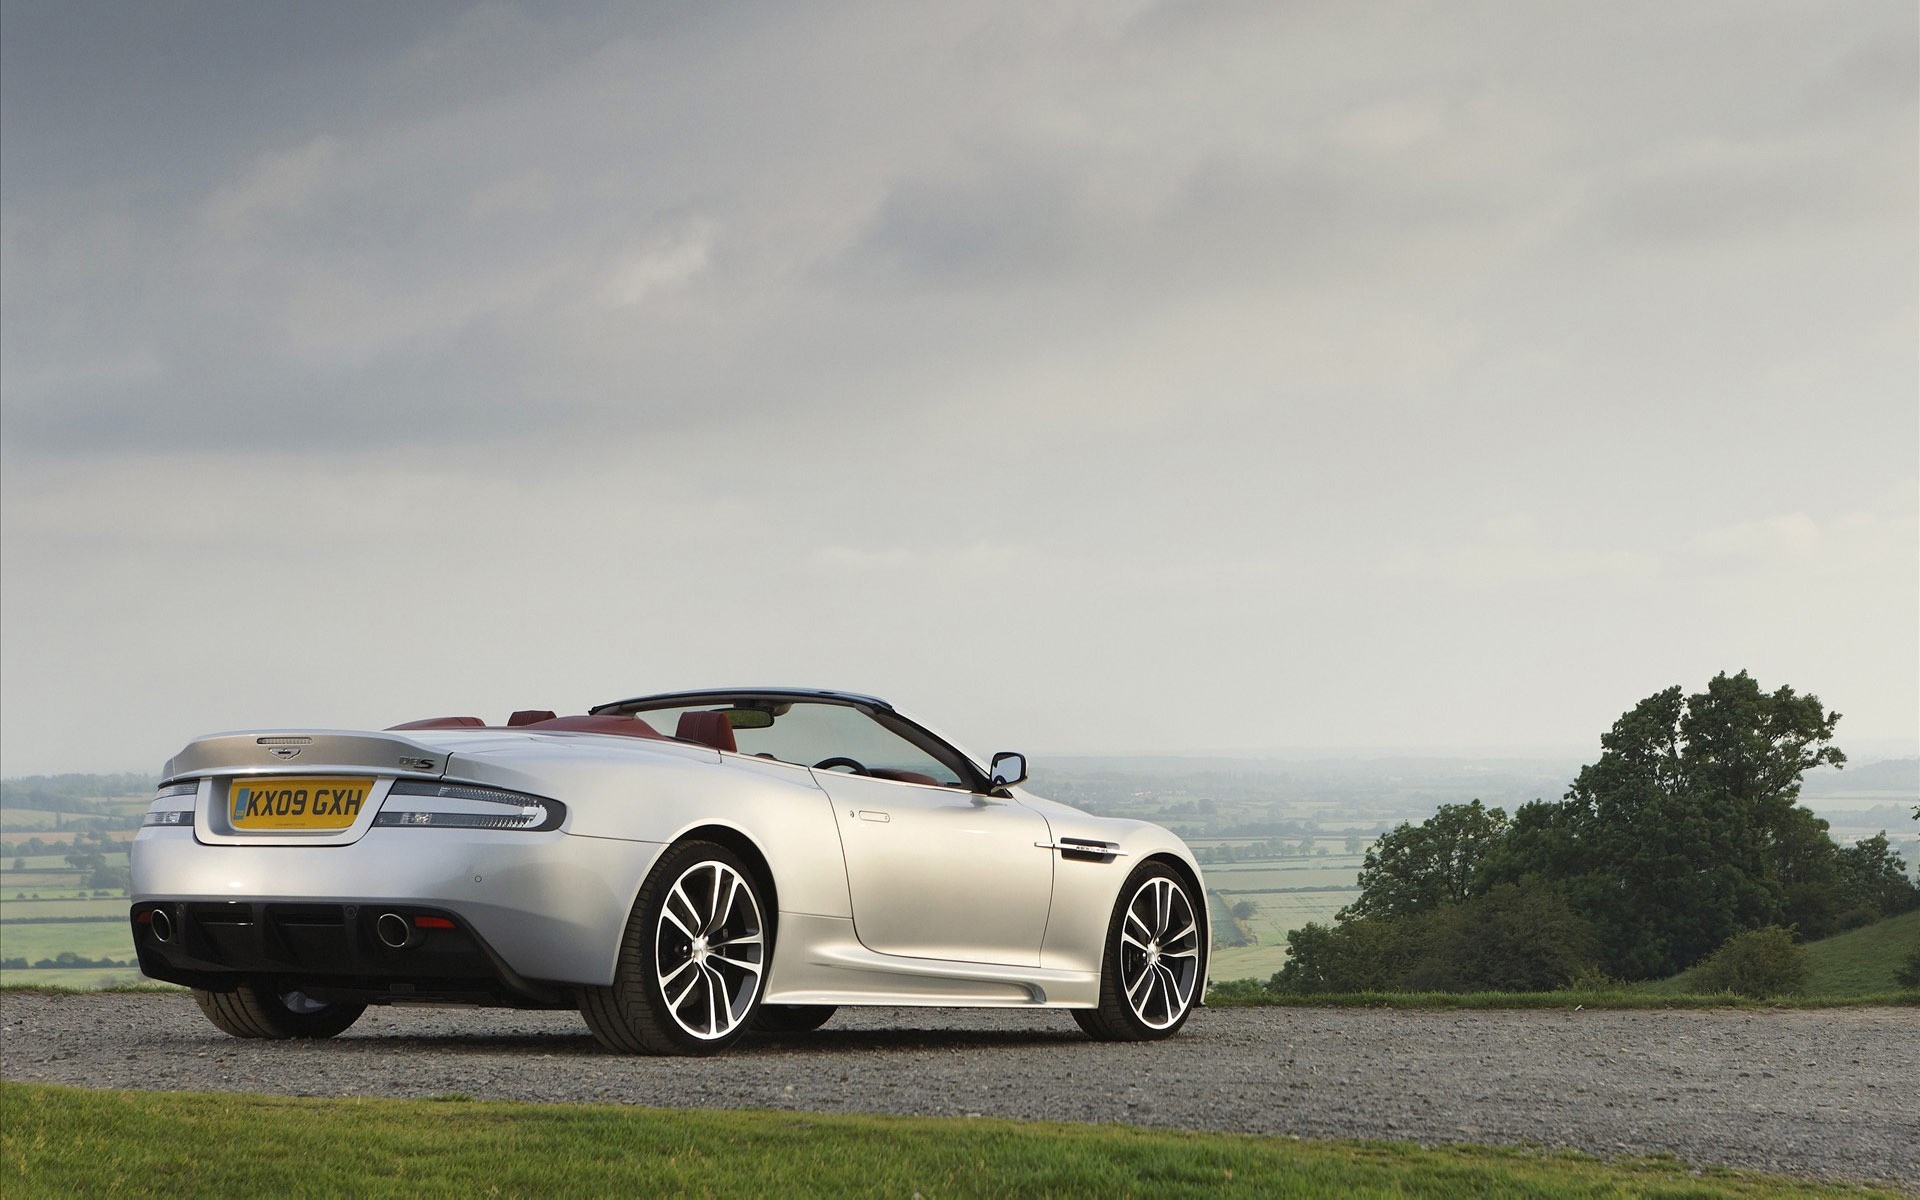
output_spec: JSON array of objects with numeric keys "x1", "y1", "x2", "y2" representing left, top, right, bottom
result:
[
  {"x1": 523, "y1": 715, "x2": 665, "y2": 740},
  {"x1": 387, "y1": 716, "x2": 485, "y2": 730},
  {"x1": 507, "y1": 710, "x2": 557, "y2": 726},
  {"x1": 674, "y1": 711, "x2": 737, "y2": 753}
]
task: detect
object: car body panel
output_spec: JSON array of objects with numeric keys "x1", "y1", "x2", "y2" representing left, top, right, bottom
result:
[{"x1": 816, "y1": 771, "x2": 1055, "y2": 966}]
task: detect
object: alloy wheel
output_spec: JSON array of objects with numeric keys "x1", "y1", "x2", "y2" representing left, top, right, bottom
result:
[
  {"x1": 654, "y1": 860, "x2": 765, "y2": 1040},
  {"x1": 1119, "y1": 875, "x2": 1200, "y2": 1029}
]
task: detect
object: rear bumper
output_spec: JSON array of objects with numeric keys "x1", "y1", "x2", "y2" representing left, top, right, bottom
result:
[
  {"x1": 132, "y1": 900, "x2": 565, "y2": 1007},
  {"x1": 130, "y1": 827, "x2": 665, "y2": 989}
]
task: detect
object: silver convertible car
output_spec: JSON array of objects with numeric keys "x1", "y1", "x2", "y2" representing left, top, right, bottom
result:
[{"x1": 131, "y1": 688, "x2": 1209, "y2": 1054}]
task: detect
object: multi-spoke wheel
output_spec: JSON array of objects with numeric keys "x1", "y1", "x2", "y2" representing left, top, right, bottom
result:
[
  {"x1": 580, "y1": 840, "x2": 770, "y2": 1055},
  {"x1": 192, "y1": 982, "x2": 366, "y2": 1039},
  {"x1": 1073, "y1": 862, "x2": 1204, "y2": 1041}
]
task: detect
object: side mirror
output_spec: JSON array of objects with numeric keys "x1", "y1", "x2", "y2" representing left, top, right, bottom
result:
[{"x1": 989, "y1": 751, "x2": 1028, "y2": 789}]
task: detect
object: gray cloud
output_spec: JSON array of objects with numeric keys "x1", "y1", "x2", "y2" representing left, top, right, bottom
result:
[{"x1": 1, "y1": 0, "x2": 1914, "y2": 774}]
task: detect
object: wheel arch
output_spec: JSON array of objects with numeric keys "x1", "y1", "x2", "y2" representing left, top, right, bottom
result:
[{"x1": 670, "y1": 823, "x2": 780, "y2": 937}]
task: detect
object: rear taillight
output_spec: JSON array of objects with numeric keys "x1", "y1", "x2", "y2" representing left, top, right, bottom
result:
[{"x1": 374, "y1": 780, "x2": 565, "y2": 832}]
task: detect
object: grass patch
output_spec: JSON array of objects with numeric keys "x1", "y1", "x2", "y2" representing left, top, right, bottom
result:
[
  {"x1": 0, "y1": 973, "x2": 169, "y2": 992},
  {"x1": 1204, "y1": 987, "x2": 1916, "y2": 1010},
  {"x1": 1641, "y1": 911, "x2": 1920, "y2": 999},
  {"x1": 0, "y1": 920, "x2": 136, "y2": 964},
  {"x1": 0, "y1": 1083, "x2": 1899, "y2": 1199},
  {"x1": 1211, "y1": 911, "x2": 1920, "y2": 1009}
]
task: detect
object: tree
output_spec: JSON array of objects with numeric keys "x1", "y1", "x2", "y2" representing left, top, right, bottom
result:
[
  {"x1": 1339, "y1": 801, "x2": 1509, "y2": 921},
  {"x1": 1271, "y1": 919, "x2": 1414, "y2": 994},
  {"x1": 1481, "y1": 672, "x2": 1843, "y2": 979},
  {"x1": 1344, "y1": 834, "x2": 1365, "y2": 855},
  {"x1": 1834, "y1": 833, "x2": 1920, "y2": 917},
  {"x1": 1229, "y1": 899, "x2": 1258, "y2": 922},
  {"x1": 1273, "y1": 878, "x2": 1596, "y2": 994}
]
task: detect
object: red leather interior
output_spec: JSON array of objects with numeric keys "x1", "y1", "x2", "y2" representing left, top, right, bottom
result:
[
  {"x1": 675, "y1": 711, "x2": 738, "y2": 753},
  {"x1": 507, "y1": 710, "x2": 558, "y2": 726},
  {"x1": 387, "y1": 717, "x2": 485, "y2": 730},
  {"x1": 522, "y1": 715, "x2": 666, "y2": 740},
  {"x1": 868, "y1": 768, "x2": 940, "y2": 786}
]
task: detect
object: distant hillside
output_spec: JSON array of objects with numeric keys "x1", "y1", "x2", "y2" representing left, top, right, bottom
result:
[
  {"x1": 1642, "y1": 910, "x2": 1920, "y2": 999},
  {"x1": 1801, "y1": 757, "x2": 1919, "y2": 796}
]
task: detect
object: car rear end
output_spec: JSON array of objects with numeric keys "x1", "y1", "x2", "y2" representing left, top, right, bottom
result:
[{"x1": 132, "y1": 730, "x2": 646, "y2": 1010}]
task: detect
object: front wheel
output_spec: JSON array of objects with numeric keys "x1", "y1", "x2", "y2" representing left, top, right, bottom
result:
[
  {"x1": 580, "y1": 840, "x2": 770, "y2": 1055},
  {"x1": 1073, "y1": 862, "x2": 1204, "y2": 1041},
  {"x1": 192, "y1": 983, "x2": 366, "y2": 1040}
]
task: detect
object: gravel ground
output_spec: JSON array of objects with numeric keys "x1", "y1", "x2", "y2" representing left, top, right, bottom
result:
[{"x1": 3, "y1": 993, "x2": 1915, "y2": 1187}]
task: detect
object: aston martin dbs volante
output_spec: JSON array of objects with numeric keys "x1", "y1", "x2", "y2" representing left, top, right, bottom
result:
[{"x1": 131, "y1": 688, "x2": 1208, "y2": 1054}]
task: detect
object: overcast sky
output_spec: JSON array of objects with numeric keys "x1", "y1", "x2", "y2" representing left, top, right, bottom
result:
[{"x1": 2, "y1": 0, "x2": 1914, "y2": 777}]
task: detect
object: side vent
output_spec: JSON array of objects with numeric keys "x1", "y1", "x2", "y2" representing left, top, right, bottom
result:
[{"x1": 1037, "y1": 838, "x2": 1126, "y2": 863}]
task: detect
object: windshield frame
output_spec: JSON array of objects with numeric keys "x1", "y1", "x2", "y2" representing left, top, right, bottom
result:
[{"x1": 596, "y1": 690, "x2": 992, "y2": 792}]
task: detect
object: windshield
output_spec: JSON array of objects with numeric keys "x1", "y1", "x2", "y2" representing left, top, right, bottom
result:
[{"x1": 625, "y1": 698, "x2": 973, "y2": 787}]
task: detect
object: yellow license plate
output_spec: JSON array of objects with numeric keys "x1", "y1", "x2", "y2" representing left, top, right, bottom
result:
[{"x1": 229, "y1": 778, "x2": 375, "y2": 830}]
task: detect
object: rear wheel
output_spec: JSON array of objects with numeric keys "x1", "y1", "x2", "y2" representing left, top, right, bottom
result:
[
  {"x1": 1073, "y1": 861, "x2": 1203, "y2": 1041},
  {"x1": 752, "y1": 1004, "x2": 835, "y2": 1034},
  {"x1": 580, "y1": 840, "x2": 770, "y2": 1055},
  {"x1": 192, "y1": 983, "x2": 366, "y2": 1040}
]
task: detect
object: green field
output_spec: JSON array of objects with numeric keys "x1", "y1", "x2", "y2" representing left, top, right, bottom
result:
[
  {"x1": 1197, "y1": 854, "x2": 1365, "y2": 981},
  {"x1": 1, "y1": 1084, "x2": 1897, "y2": 1200},
  {"x1": 0, "y1": 920, "x2": 135, "y2": 964},
  {"x1": 0, "y1": 898, "x2": 129, "y2": 919}
]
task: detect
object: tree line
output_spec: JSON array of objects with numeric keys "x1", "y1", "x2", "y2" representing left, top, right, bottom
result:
[
  {"x1": 1270, "y1": 672, "x2": 1920, "y2": 994},
  {"x1": 0, "y1": 773, "x2": 154, "y2": 813}
]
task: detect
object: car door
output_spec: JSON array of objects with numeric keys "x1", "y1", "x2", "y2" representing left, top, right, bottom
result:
[{"x1": 817, "y1": 770, "x2": 1054, "y2": 966}]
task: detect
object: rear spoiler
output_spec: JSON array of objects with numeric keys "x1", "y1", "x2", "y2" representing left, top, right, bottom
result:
[{"x1": 162, "y1": 730, "x2": 452, "y2": 782}]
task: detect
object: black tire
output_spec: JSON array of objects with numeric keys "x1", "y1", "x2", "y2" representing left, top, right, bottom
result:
[
  {"x1": 580, "y1": 840, "x2": 771, "y2": 1055},
  {"x1": 1073, "y1": 860, "x2": 1205, "y2": 1042},
  {"x1": 192, "y1": 983, "x2": 366, "y2": 1040},
  {"x1": 752, "y1": 1004, "x2": 835, "y2": 1034}
]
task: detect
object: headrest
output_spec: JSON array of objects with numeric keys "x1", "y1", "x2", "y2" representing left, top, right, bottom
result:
[
  {"x1": 507, "y1": 710, "x2": 558, "y2": 726},
  {"x1": 675, "y1": 710, "x2": 737, "y2": 753},
  {"x1": 523, "y1": 714, "x2": 665, "y2": 740}
]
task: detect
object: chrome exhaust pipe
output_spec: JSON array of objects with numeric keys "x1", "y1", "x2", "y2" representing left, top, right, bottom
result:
[
  {"x1": 148, "y1": 908, "x2": 174, "y2": 943},
  {"x1": 375, "y1": 912, "x2": 415, "y2": 949}
]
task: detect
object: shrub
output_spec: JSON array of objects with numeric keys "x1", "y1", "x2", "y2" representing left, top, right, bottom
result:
[
  {"x1": 1270, "y1": 879, "x2": 1598, "y2": 994},
  {"x1": 1687, "y1": 926, "x2": 1808, "y2": 999},
  {"x1": 1834, "y1": 905, "x2": 1879, "y2": 932},
  {"x1": 1205, "y1": 977, "x2": 1269, "y2": 1004},
  {"x1": 1894, "y1": 940, "x2": 1920, "y2": 991},
  {"x1": 1561, "y1": 964, "x2": 1619, "y2": 992}
]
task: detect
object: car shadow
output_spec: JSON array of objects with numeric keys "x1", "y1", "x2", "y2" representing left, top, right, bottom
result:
[
  {"x1": 742, "y1": 1024, "x2": 1087, "y2": 1053},
  {"x1": 325, "y1": 1020, "x2": 1088, "y2": 1058}
]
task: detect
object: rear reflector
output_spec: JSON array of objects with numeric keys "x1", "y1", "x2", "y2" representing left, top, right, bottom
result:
[
  {"x1": 414, "y1": 916, "x2": 455, "y2": 930},
  {"x1": 135, "y1": 910, "x2": 153, "y2": 925}
]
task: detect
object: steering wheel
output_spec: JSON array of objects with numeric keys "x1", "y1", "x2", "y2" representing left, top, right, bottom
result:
[{"x1": 812, "y1": 756, "x2": 870, "y2": 775}]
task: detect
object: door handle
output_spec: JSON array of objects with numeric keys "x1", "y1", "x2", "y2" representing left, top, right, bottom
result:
[{"x1": 857, "y1": 810, "x2": 891, "y2": 823}]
